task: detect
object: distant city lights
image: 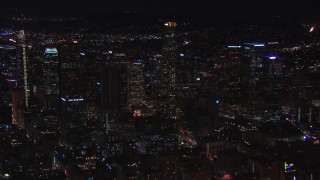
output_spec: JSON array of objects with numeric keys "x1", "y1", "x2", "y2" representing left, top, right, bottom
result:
[{"x1": 0, "y1": 31, "x2": 13, "y2": 36}]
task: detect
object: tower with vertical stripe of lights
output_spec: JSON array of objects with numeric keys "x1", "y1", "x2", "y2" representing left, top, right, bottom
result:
[
  {"x1": 158, "y1": 22, "x2": 178, "y2": 119},
  {"x1": 18, "y1": 30, "x2": 30, "y2": 108}
]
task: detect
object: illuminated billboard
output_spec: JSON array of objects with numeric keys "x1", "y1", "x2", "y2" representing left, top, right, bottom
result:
[
  {"x1": 228, "y1": 45, "x2": 241, "y2": 49},
  {"x1": 244, "y1": 43, "x2": 265, "y2": 47},
  {"x1": 45, "y1": 48, "x2": 58, "y2": 55},
  {"x1": 264, "y1": 54, "x2": 280, "y2": 60},
  {"x1": 284, "y1": 162, "x2": 295, "y2": 172},
  {"x1": 165, "y1": 22, "x2": 177, "y2": 27},
  {"x1": 61, "y1": 98, "x2": 84, "y2": 102}
]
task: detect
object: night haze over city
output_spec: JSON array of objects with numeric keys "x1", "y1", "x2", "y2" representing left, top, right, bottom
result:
[
  {"x1": 1, "y1": 0, "x2": 320, "y2": 17},
  {"x1": 0, "y1": 0, "x2": 320, "y2": 180}
]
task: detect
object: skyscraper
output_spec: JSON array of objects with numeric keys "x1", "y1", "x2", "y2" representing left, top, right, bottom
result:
[
  {"x1": 99, "y1": 66, "x2": 123, "y2": 157},
  {"x1": 17, "y1": 30, "x2": 30, "y2": 108},
  {"x1": 112, "y1": 53, "x2": 128, "y2": 112},
  {"x1": 242, "y1": 43, "x2": 266, "y2": 121},
  {"x1": 127, "y1": 60, "x2": 145, "y2": 117},
  {"x1": 58, "y1": 41, "x2": 87, "y2": 144},
  {"x1": 100, "y1": 67, "x2": 121, "y2": 110},
  {"x1": 42, "y1": 48, "x2": 60, "y2": 127},
  {"x1": 158, "y1": 22, "x2": 178, "y2": 119}
]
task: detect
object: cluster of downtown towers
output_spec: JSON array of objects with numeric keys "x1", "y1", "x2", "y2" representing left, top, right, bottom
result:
[
  {"x1": 2, "y1": 17, "x2": 320, "y2": 179},
  {"x1": 15, "y1": 22, "x2": 182, "y2": 154}
]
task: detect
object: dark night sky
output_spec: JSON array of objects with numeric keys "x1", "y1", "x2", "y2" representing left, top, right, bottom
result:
[{"x1": 1, "y1": 0, "x2": 320, "y2": 18}]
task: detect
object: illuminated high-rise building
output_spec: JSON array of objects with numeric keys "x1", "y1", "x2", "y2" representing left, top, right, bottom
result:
[
  {"x1": 59, "y1": 41, "x2": 85, "y2": 98},
  {"x1": 43, "y1": 48, "x2": 59, "y2": 95},
  {"x1": 127, "y1": 60, "x2": 145, "y2": 117},
  {"x1": 17, "y1": 30, "x2": 30, "y2": 108},
  {"x1": 58, "y1": 41, "x2": 87, "y2": 144},
  {"x1": 242, "y1": 43, "x2": 282, "y2": 121},
  {"x1": 262, "y1": 55, "x2": 283, "y2": 118},
  {"x1": 42, "y1": 48, "x2": 60, "y2": 126},
  {"x1": 112, "y1": 53, "x2": 128, "y2": 112},
  {"x1": 157, "y1": 22, "x2": 178, "y2": 119}
]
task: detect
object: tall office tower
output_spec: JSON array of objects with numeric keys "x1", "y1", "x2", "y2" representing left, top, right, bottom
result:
[
  {"x1": 263, "y1": 54, "x2": 282, "y2": 79},
  {"x1": 58, "y1": 41, "x2": 87, "y2": 133},
  {"x1": 15, "y1": 34, "x2": 22, "y2": 79},
  {"x1": 82, "y1": 52, "x2": 99, "y2": 141},
  {"x1": 42, "y1": 48, "x2": 60, "y2": 127},
  {"x1": 158, "y1": 22, "x2": 178, "y2": 119},
  {"x1": 127, "y1": 60, "x2": 145, "y2": 117},
  {"x1": 82, "y1": 52, "x2": 98, "y2": 101},
  {"x1": 242, "y1": 43, "x2": 266, "y2": 121},
  {"x1": 99, "y1": 66, "x2": 123, "y2": 157},
  {"x1": 17, "y1": 30, "x2": 30, "y2": 108},
  {"x1": 112, "y1": 53, "x2": 128, "y2": 112},
  {"x1": 59, "y1": 41, "x2": 84, "y2": 95},
  {"x1": 262, "y1": 55, "x2": 283, "y2": 118},
  {"x1": 100, "y1": 67, "x2": 121, "y2": 110},
  {"x1": 175, "y1": 52, "x2": 193, "y2": 98}
]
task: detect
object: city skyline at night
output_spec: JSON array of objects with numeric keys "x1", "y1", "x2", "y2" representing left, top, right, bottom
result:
[{"x1": 0, "y1": 2, "x2": 320, "y2": 180}]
